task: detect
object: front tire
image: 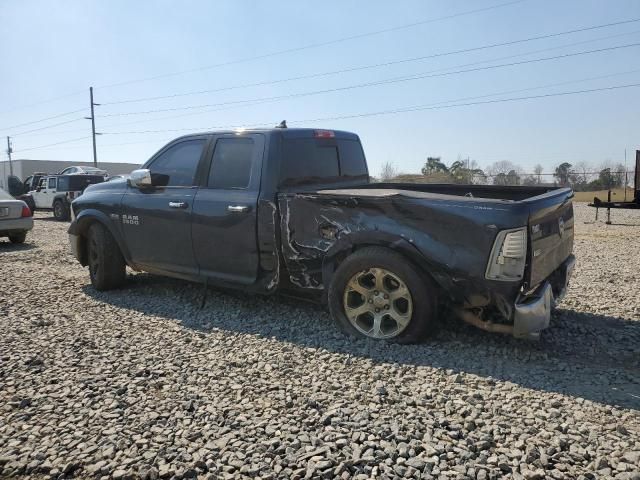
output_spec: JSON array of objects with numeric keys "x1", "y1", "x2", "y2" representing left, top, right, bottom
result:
[
  {"x1": 87, "y1": 223, "x2": 126, "y2": 290},
  {"x1": 328, "y1": 247, "x2": 437, "y2": 343},
  {"x1": 9, "y1": 232, "x2": 26, "y2": 244}
]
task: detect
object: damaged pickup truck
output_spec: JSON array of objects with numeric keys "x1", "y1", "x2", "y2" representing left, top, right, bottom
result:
[{"x1": 68, "y1": 127, "x2": 575, "y2": 342}]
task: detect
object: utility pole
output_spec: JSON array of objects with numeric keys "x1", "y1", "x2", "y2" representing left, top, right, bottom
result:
[
  {"x1": 85, "y1": 87, "x2": 99, "y2": 167},
  {"x1": 624, "y1": 149, "x2": 627, "y2": 202},
  {"x1": 6, "y1": 136, "x2": 13, "y2": 176}
]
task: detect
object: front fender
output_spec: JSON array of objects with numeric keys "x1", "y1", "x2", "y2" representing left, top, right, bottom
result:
[{"x1": 68, "y1": 209, "x2": 132, "y2": 265}]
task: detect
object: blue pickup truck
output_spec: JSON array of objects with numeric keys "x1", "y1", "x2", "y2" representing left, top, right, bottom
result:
[{"x1": 68, "y1": 127, "x2": 575, "y2": 342}]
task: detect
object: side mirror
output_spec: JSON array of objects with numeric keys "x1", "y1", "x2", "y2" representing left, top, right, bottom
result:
[{"x1": 129, "y1": 169, "x2": 152, "y2": 188}]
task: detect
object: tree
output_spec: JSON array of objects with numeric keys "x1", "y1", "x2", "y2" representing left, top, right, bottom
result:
[
  {"x1": 599, "y1": 168, "x2": 615, "y2": 189},
  {"x1": 554, "y1": 162, "x2": 573, "y2": 186},
  {"x1": 613, "y1": 163, "x2": 627, "y2": 189},
  {"x1": 421, "y1": 157, "x2": 448, "y2": 176},
  {"x1": 533, "y1": 164, "x2": 543, "y2": 184},
  {"x1": 449, "y1": 158, "x2": 485, "y2": 184},
  {"x1": 574, "y1": 161, "x2": 591, "y2": 185},
  {"x1": 486, "y1": 160, "x2": 522, "y2": 185},
  {"x1": 380, "y1": 162, "x2": 398, "y2": 181}
]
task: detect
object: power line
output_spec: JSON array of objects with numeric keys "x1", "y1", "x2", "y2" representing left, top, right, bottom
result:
[
  {"x1": 10, "y1": 117, "x2": 86, "y2": 137},
  {"x1": 12, "y1": 136, "x2": 90, "y2": 153},
  {"x1": 100, "y1": 17, "x2": 640, "y2": 106},
  {"x1": 101, "y1": 81, "x2": 640, "y2": 136},
  {"x1": 0, "y1": 108, "x2": 86, "y2": 131},
  {"x1": 96, "y1": 0, "x2": 525, "y2": 90},
  {"x1": 98, "y1": 42, "x2": 640, "y2": 119},
  {"x1": 96, "y1": 30, "x2": 640, "y2": 130},
  {"x1": 0, "y1": 90, "x2": 86, "y2": 117}
]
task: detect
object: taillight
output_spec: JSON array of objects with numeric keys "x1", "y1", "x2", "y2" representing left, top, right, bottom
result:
[
  {"x1": 314, "y1": 130, "x2": 335, "y2": 138},
  {"x1": 485, "y1": 227, "x2": 527, "y2": 281},
  {"x1": 21, "y1": 205, "x2": 32, "y2": 217}
]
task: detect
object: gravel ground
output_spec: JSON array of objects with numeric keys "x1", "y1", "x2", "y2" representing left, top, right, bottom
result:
[{"x1": 0, "y1": 203, "x2": 639, "y2": 480}]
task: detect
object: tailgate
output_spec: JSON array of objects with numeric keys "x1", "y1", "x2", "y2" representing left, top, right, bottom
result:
[{"x1": 526, "y1": 189, "x2": 574, "y2": 288}]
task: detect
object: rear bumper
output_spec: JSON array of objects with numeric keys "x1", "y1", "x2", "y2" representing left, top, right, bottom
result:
[
  {"x1": 513, "y1": 254, "x2": 575, "y2": 339},
  {"x1": 0, "y1": 217, "x2": 34, "y2": 235}
]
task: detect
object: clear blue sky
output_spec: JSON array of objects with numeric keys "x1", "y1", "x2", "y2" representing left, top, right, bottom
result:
[{"x1": 1, "y1": 0, "x2": 639, "y2": 177}]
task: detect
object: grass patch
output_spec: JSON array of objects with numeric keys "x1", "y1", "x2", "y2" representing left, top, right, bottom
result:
[{"x1": 573, "y1": 188, "x2": 635, "y2": 203}]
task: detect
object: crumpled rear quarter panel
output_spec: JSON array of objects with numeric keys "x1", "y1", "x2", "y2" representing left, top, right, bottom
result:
[{"x1": 277, "y1": 191, "x2": 530, "y2": 310}]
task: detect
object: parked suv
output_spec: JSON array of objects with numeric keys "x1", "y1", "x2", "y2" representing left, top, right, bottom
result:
[{"x1": 26, "y1": 174, "x2": 105, "y2": 220}]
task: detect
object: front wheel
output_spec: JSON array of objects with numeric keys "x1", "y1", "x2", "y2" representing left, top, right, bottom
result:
[
  {"x1": 328, "y1": 247, "x2": 437, "y2": 343},
  {"x1": 87, "y1": 223, "x2": 126, "y2": 290}
]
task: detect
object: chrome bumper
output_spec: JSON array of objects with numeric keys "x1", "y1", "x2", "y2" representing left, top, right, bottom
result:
[{"x1": 513, "y1": 255, "x2": 576, "y2": 339}]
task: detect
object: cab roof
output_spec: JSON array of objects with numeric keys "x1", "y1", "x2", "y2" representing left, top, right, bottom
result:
[{"x1": 173, "y1": 128, "x2": 360, "y2": 142}]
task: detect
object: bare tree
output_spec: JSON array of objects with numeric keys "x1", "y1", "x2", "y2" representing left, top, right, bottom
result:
[
  {"x1": 379, "y1": 162, "x2": 398, "y2": 181},
  {"x1": 533, "y1": 164, "x2": 543, "y2": 184},
  {"x1": 574, "y1": 161, "x2": 591, "y2": 185}
]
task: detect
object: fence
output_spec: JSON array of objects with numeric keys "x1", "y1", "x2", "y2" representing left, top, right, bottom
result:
[{"x1": 389, "y1": 170, "x2": 636, "y2": 192}]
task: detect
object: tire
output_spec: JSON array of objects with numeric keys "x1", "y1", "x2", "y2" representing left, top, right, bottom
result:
[
  {"x1": 328, "y1": 247, "x2": 437, "y2": 343},
  {"x1": 87, "y1": 223, "x2": 126, "y2": 290},
  {"x1": 9, "y1": 232, "x2": 26, "y2": 244},
  {"x1": 53, "y1": 200, "x2": 69, "y2": 221}
]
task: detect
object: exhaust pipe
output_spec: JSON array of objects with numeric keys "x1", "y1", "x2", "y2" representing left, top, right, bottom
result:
[{"x1": 455, "y1": 308, "x2": 513, "y2": 335}]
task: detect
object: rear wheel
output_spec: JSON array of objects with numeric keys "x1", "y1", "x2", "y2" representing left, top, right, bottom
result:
[
  {"x1": 87, "y1": 223, "x2": 126, "y2": 290},
  {"x1": 53, "y1": 200, "x2": 69, "y2": 221},
  {"x1": 328, "y1": 247, "x2": 437, "y2": 343},
  {"x1": 9, "y1": 232, "x2": 26, "y2": 244}
]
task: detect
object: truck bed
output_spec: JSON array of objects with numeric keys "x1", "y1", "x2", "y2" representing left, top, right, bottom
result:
[{"x1": 320, "y1": 182, "x2": 563, "y2": 202}]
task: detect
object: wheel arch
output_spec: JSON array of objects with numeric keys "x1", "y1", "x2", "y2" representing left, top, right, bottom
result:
[
  {"x1": 69, "y1": 209, "x2": 131, "y2": 267},
  {"x1": 321, "y1": 232, "x2": 451, "y2": 301}
]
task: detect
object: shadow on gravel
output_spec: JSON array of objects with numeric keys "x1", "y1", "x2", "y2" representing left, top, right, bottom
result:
[
  {"x1": 33, "y1": 216, "x2": 66, "y2": 223},
  {"x1": 0, "y1": 241, "x2": 36, "y2": 252},
  {"x1": 83, "y1": 274, "x2": 640, "y2": 410}
]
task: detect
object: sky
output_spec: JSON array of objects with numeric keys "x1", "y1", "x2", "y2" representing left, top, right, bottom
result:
[{"x1": 1, "y1": 0, "x2": 639, "y2": 178}]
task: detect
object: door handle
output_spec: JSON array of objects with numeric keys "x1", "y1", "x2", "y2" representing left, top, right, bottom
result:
[
  {"x1": 227, "y1": 205, "x2": 250, "y2": 213},
  {"x1": 169, "y1": 201, "x2": 188, "y2": 209}
]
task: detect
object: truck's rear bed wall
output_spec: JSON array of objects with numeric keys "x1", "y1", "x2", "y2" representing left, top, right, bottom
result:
[{"x1": 355, "y1": 183, "x2": 558, "y2": 201}]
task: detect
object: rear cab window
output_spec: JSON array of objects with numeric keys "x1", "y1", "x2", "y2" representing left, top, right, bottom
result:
[
  {"x1": 208, "y1": 137, "x2": 255, "y2": 189},
  {"x1": 279, "y1": 130, "x2": 368, "y2": 188}
]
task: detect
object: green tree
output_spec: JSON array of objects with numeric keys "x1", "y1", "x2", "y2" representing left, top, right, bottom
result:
[
  {"x1": 421, "y1": 157, "x2": 448, "y2": 176},
  {"x1": 449, "y1": 159, "x2": 485, "y2": 184},
  {"x1": 554, "y1": 162, "x2": 573, "y2": 186}
]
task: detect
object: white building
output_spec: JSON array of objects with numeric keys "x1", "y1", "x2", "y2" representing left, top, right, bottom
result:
[{"x1": 0, "y1": 159, "x2": 141, "y2": 190}]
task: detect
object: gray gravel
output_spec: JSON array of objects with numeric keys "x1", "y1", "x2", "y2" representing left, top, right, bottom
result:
[{"x1": 1, "y1": 204, "x2": 639, "y2": 480}]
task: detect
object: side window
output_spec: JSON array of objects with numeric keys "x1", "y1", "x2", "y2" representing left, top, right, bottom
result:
[
  {"x1": 281, "y1": 139, "x2": 339, "y2": 186},
  {"x1": 208, "y1": 138, "x2": 255, "y2": 189},
  {"x1": 39, "y1": 179, "x2": 47, "y2": 188},
  {"x1": 339, "y1": 140, "x2": 367, "y2": 177},
  {"x1": 148, "y1": 139, "x2": 205, "y2": 187},
  {"x1": 48, "y1": 178, "x2": 57, "y2": 189},
  {"x1": 57, "y1": 177, "x2": 69, "y2": 191}
]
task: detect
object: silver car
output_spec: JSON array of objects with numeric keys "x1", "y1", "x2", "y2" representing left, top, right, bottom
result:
[{"x1": 0, "y1": 188, "x2": 33, "y2": 244}]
